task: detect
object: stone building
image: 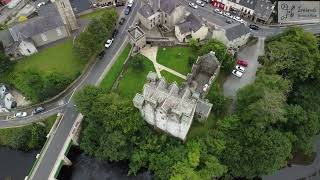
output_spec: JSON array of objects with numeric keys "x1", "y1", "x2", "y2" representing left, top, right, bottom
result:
[
  {"x1": 128, "y1": 26, "x2": 146, "y2": 53},
  {"x1": 186, "y1": 51, "x2": 221, "y2": 97},
  {"x1": 137, "y1": 0, "x2": 185, "y2": 30},
  {"x1": 0, "y1": 85, "x2": 17, "y2": 110},
  {"x1": 51, "y1": 0, "x2": 78, "y2": 31},
  {"x1": 133, "y1": 72, "x2": 212, "y2": 140}
]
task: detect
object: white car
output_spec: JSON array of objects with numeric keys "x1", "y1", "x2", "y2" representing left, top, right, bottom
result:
[
  {"x1": 105, "y1": 38, "x2": 114, "y2": 48},
  {"x1": 214, "y1": 8, "x2": 223, "y2": 15},
  {"x1": 37, "y1": 1, "x2": 45, "y2": 8},
  {"x1": 232, "y1": 70, "x2": 243, "y2": 78},
  {"x1": 235, "y1": 65, "x2": 246, "y2": 73},
  {"x1": 203, "y1": 84, "x2": 209, "y2": 92},
  {"x1": 224, "y1": 12, "x2": 233, "y2": 19},
  {"x1": 196, "y1": 0, "x2": 205, "y2": 7},
  {"x1": 189, "y1": 2, "x2": 198, "y2": 9},
  {"x1": 15, "y1": 112, "x2": 27, "y2": 118}
]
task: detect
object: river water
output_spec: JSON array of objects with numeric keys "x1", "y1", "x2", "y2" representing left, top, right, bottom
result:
[{"x1": 0, "y1": 146, "x2": 152, "y2": 180}]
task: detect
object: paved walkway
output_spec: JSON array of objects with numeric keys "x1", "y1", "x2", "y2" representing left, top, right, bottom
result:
[{"x1": 140, "y1": 45, "x2": 187, "y2": 80}]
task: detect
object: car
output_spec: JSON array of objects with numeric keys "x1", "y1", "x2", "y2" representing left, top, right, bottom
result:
[
  {"x1": 32, "y1": 106, "x2": 45, "y2": 114},
  {"x1": 203, "y1": 84, "x2": 209, "y2": 92},
  {"x1": 37, "y1": 1, "x2": 45, "y2": 8},
  {"x1": 196, "y1": 0, "x2": 205, "y2": 7},
  {"x1": 202, "y1": 0, "x2": 210, "y2": 3},
  {"x1": 233, "y1": 16, "x2": 241, "y2": 21},
  {"x1": 226, "y1": 19, "x2": 233, "y2": 24},
  {"x1": 98, "y1": 50, "x2": 105, "y2": 59},
  {"x1": 119, "y1": 17, "x2": 125, "y2": 25},
  {"x1": 105, "y1": 38, "x2": 114, "y2": 48},
  {"x1": 249, "y1": 24, "x2": 260, "y2": 30},
  {"x1": 235, "y1": 65, "x2": 246, "y2": 73},
  {"x1": 214, "y1": 8, "x2": 223, "y2": 15},
  {"x1": 232, "y1": 70, "x2": 243, "y2": 78},
  {"x1": 124, "y1": 6, "x2": 131, "y2": 15},
  {"x1": 237, "y1": 59, "x2": 248, "y2": 67},
  {"x1": 112, "y1": 29, "x2": 118, "y2": 38},
  {"x1": 224, "y1": 12, "x2": 233, "y2": 19},
  {"x1": 188, "y1": 2, "x2": 198, "y2": 9},
  {"x1": 15, "y1": 112, "x2": 27, "y2": 118}
]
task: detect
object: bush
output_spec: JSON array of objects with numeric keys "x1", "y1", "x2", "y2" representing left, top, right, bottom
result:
[{"x1": 131, "y1": 56, "x2": 145, "y2": 72}]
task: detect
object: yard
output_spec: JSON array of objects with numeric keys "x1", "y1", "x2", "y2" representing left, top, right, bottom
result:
[
  {"x1": 157, "y1": 46, "x2": 193, "y2": 75},
  {"x1": 99, "y1": 43, "x2": 132, "y2": 91},
  {"x1": 116, "y1": 54, "x2": 155, "y2": 99},
  {"x1": 160, "y1": 70, "x2": 184, "y2": 85}
]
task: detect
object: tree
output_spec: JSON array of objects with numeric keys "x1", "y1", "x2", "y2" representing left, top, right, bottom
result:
[
  {"x1": 0, "y1": 52, "x2": 13, "y2": 76},
  {"x1": 40, "y1": 72, "x2": 71, "y2": 101},
  {"x1": 130, "y1": 55, "x2": 145, "y2": 72},
  {"x1": 207, "y1": 84, "x2": 229, "y2": 117}
]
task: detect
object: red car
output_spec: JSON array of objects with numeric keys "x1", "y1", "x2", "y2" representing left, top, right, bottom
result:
[{"x1": 237, "y1": 59, "x2": 248, "y2": 67}]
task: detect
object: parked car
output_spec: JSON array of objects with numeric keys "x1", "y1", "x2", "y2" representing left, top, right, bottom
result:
[
  {"x1": 32, "y1": 106, "x2": 45, "y2": 114},
  {"x1": 15, "y1": 112, "x2": 27, "y2": 118},
  {"x1": 226, "y1": 19, "x2": 232, "y2": 24},
  {"x1": 202, "y1": 0, "x2": 210, "y2": 3},
  {"x1": 105, "y1": 38, "x2": 114, "y2": 48},
  {"x1": 232, "y1": 70, "x2": 243, "y2": 78},
  {"x1": 237, "y1": 59, "x2": 248, "y2": 67},
  {"x1": 249, "y1": 24, "x2": 260, "y2": 30},
  {"x1": 235, "y1": 65, "x2": 246, "y2": 73},
  {"x1": 124, "y1": 6, "x2": 131, "y2": 15},
  {"x1": 188, "y1": 2, "x2": 198, "y2": 9},
  {"x1": 119, "y1": 17, "x2": 125, "y2": 25},
  {"x1": 196, "y1": 0, "x2": 205, "y2": 7},
  {"x1": 224, "y1": 12, "x2": 233, "y2": 19},
  {"x1": 98, "y1": 50, "x2": 105, "y2": 59},
  {"x1": 214, "y1": 8, "x2": 223, "y2": 15},
  {"x1": 112, "y1": 29, "x2": 118, "y2": 38},
  {"x1": 37, "y1": 1, "x2": 46, "y2": 8}
]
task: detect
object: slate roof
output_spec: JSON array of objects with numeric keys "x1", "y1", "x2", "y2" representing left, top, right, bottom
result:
[
  {"x1": 230, "y1": 0, "x2": 257, "y2": 10},
  {"x1": 224, "y1": 23, "x2": 250, "y2": 41},
  {"x1": 0, "y1": 30, "x2": 14, "y2": 48},
  {"x1": 254, "y1": 0, "x2": 274, "y2": 21},
  {"x1": 160, "y1": 0, "x2": 177, "y2": 14},
  {"x1": 9, "y1": 14, "x2": 64, "y2": 42},
  {"x1": 139, "y1": 4, "x2": 155, "y2": 18},
  {"x1": 177, "y1": 13, "x2": 202, "y2": 34},
  {"x1": 128, "y1": 26, "x2": 145, "y2": 40}
]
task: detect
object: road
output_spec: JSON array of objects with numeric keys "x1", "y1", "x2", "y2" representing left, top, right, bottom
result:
[{"x1": 29, "y1": 1, "x2": 141, "y2": 179}]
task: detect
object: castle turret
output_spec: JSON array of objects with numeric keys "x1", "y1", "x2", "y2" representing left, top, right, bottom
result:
[{"x1": 51, "y1": 0, "x2": 78, "y2": 32}]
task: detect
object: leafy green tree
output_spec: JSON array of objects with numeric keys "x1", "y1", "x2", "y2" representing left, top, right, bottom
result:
[
  {"x1": 40, "y1": 72, "x2": 71, "y2": 101},
  {"x1": 29, "y1": 124, "x2": 46, "y2": 149},
  {"x1": 130, "y1": 55, "x2": 145, "y2": 72},
  {"x1": 207, "y1": 84, "x2": 229, "y2": 117},
  {"x1": 0, "y1": 52, "x2": 13, "y2": 76}
]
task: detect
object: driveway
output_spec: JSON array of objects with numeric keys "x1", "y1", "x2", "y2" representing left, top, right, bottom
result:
[{"x1": 223, "y1": 38, "x2": 265, "y2": 99}]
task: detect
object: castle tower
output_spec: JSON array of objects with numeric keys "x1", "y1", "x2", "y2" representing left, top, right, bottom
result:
[{"x1": 51, "y1": 0, "x2": 78, "y2": 32}]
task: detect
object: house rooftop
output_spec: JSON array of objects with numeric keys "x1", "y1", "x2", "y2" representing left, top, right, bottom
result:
[
  {"x1": 224, "y1": 23, "x2": 251, "y2": 41},
  {"x1": 254, "y1": 0, "x2": 274, "y2": 21},
  {"x1": 139, "y1": 4, "x2": 155, "y2": 18},
  {"x1": 128, "y1": 26, "x2": 145, "y2": 41},
  {"x1": 177, "y1": 13, "x2": 203, "y2": 34},
  {"x1": 230, "y1": 0, "x2": 257, "y2": 10}
]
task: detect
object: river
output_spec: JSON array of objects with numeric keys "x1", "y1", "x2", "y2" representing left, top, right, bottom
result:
[{"x1": 0, "y1": 146, "x2": 152, "y2": 180}]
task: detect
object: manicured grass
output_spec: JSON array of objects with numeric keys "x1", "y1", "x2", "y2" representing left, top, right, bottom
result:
[
  {"x1": 160, "y1": 70, "x2": 184, "y2": 86},
  {"x1": 13, "y1": 39, "x2": 84, "y2": 78},
  {"x1": 100, "y1": 43, "x2": 132, "y2": 91},
  {"x1": 157, "y1": 46, "x2": 193, "y2": 75},
  {"x1": 117, "y1": 54, "x2": 155, "y2": 99},
  {"x1": 79, "y1": 8, "x2": 114, "y2": 19}
]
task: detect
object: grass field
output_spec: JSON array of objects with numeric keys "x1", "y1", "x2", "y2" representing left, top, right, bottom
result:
[
  {"x1": 160, "y1": 70, "x2": 184, "y2": 85},
  {"x1": 157, "y1": 47, "x2": 193, "y2": 75},
  {"x1": 117, "y1": 54, "x2": 155, "y2": 99},
  {"x1": 13, "y1": 39, "x2": 85, "y2": 78},
  {"x1": 99, "y1": 44, "x2": 132, "y2": 91},
  {"x1": 79, "y1": 8, "x2": 114, "y2": 19}
]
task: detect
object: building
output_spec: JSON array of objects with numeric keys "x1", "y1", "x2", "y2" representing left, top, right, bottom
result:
[
  {"x1": 137, "y1": 0, "x2": 185, "y2": 30},
  {"x1": 52, "y1": 0, "x2": 78, "y2": 31},
  {"x1": 186, "y1": 51, "x2": 221, "y2": 97},
  {"x1": 133, "y1": 72, "x2": 212, "y2": 140},
  {"x1": 0, "y1": 13, "x2": 69, "y2": 58},
  {"x1": 211, "y1": 0, "x2": 275, "y2": 24},
  {"x1": 128, "y1": 26, "x2": 146, "y2": 53},
  {"x1": 175, "y1": 12, "x2": 208, "y2": 42},
  {"x1": 0, "y1": 85, "x2": 17, "y2": 110},
  {"x1": 212, "y1": 23, "x2": 251, "y2": 49}
]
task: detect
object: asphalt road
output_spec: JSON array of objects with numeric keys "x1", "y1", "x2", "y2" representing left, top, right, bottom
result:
[{"x1": 30, "y1": 1, "x2": 141, "y2": 179}]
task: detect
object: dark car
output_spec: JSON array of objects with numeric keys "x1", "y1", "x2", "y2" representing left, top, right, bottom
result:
[
  {"x1": 124, "y1": 6, "x2": 131, "y2": 15},
  {"x1": 249, "y1": 24, "x2": 260, "y2": 30},
  {"x1": 98, "y1": 50, "x2": 105, "y2": 59},
  {"x1": 119, "y1": 17, "x2": 125, "y2": 25},
  {"x1": 226, "y1": 19, "x2": 232, "y2": 24},
  {"x1": 33, "y1": 106, "x2": 45, "y2": 114},
  {"x1": 112, "y1": 29, "x2": 118, "y2": 38}
]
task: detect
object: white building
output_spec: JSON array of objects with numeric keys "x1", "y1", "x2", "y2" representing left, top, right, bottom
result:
[
  {"x1": 175, "y1": 12, "x2": 208, "y2": 42},
  {"x1": 212, "y1": 23, "x2": 251, "y2": 49},
  {"x1": 133, "y1": 72, "x2": 212, "y2": 140}
]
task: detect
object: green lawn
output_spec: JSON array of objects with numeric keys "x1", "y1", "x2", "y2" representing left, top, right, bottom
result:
[
  {"x1": 160, "y1": 70, "x2": 184, "y2": 86},
  {"x1": 157, "y1": 47, "x2": 193, "y2": 75},
  {"x1": 13, "y1": 39, "x2": 84, "y2": 78},
  {"x1": 117, "y1": 54, "x2": 155, "y2": 99},
  {"x1": 100, "y1": 43, "x2": 132, "y2": 91},
  {"x1": 79, "y1": 8, "x2": 114, "y2": 19}
]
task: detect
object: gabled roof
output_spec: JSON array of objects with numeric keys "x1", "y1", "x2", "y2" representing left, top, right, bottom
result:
[
  {"x1": 224, "y1": 23, "x2": 250, "y2": 41},
  {"x1": 160, "y1": 0, "x2": 178, "y2": 14},
  {"x1": 138, "y1": 4, "x2": 155, "y2": 18},
  {"x1": 9, "y1": 14, "x2": 64, "y2": 42},
  {"x1": 128, "y1": 26, "x2": 145, "y2": 41},
  {"x1": 230, "y1": 0, "x2": 257, "y2": 10},
  {"x1": 177, "y1": 13, "x2": 203, "y2": 34},
  {"x1": 254, "y1": 0, "x2": 274, "y2": 21}
]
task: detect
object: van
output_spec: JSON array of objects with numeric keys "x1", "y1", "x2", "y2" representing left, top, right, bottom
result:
[{"x1": 127, "y1": 0, "x2": 134, "y2": 7}]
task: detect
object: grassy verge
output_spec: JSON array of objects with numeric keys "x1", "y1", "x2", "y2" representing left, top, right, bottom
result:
[
  {"x1": 0, "y1": 114, "x2": 57, "y2": 150},
  {"x1": 116, "y1": 54, "x2": 155, "y2": 99},
  {"x1": 160, "y1": 70, "x2": 184, "y2": 85},
  {"x1": 100, "y1": 43, "x2": 132, "y2": 91},
  {"x1": 157, "y1": 46, "x2": 193, "y2": 75}
]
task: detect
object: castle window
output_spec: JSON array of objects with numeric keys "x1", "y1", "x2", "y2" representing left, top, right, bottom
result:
[{"x1": 40, "y1": 33, "x2": 48, "y2": 41}]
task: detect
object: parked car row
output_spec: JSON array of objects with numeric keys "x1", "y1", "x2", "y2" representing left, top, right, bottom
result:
[
  {"x1": 232, "y1": 59, "x2": 248, "y2": 78},
  {"x1": 214, "y1": 8, "x2": 246, "y2": 24},
  {"x1": 14, "y1": 106, "x2": 45, "y2": 118}
]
